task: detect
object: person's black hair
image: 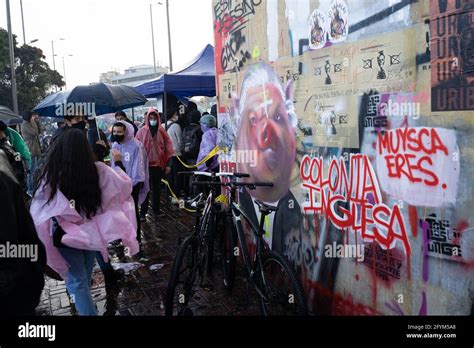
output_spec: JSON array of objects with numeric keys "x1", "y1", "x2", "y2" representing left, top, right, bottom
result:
[
  {"x1": 186, "y1": 102, "x2": 198, "y2": 113},
  {"x1": 115, "y1": 111, "x2": 127, "y2": 118},
  {"x1": 202, "y1": 112, "x2": 209, "y2": 116},
  {"x1": 166, "y1": 107, "x2": 178, "y2": 121},
  {"x1": 210, "y1": 104, "x2": 217, "y2": 117},
  {"x1": 0, "y1": 121, "x2": 6, "y2": 131},
  {"x1": 64, "y1": 116, "x2": 74, "y2": 122},
  {"x1": 112, "y1": 122, "x2": 127, "y2": 131},
  {"x1": 87, "y1": 118, "x2": 97, "y2": 128},
  {"x1": 188, "y1": 110, "x2": 201, "y2": 124},
  {"x1": 34, "y1": 128, "x2": 101, "y2": 219},
  {"x1": 22, "y1": 111, "x2": 34, "y2": 122}
]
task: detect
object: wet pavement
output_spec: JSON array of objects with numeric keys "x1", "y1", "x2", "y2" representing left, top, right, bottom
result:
[{"x1": 35, "y1": 195, "x2": 261, "y2": 316}]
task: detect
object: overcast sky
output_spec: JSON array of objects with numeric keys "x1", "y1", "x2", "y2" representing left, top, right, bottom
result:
[{"x1": 0, "y1": 0, "x2": 214, "y2": 88}]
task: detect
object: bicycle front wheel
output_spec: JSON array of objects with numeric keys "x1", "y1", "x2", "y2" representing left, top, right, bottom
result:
[
  {"x1": 165, "y1": 235, "x2": 198, "y2": 316},
  {"x1": 258, "y1": 250, "x2": 308, "y2": 316}
]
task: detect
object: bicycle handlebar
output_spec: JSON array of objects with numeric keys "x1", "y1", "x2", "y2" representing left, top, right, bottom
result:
[
  {"x1": 191, "y1": 181, "x2": 273, "y2": 188},
  {"x1": 179, "y1": 171, "x2": 250, "y2": 178}
]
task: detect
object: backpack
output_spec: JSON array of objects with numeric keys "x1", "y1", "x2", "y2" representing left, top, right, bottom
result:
[
  {"x1": 182, "y1": 124, "x2": 202, "y2": 160},
  {"x1": 0, "y1": 140, "x2": 26, "y2": 188}
]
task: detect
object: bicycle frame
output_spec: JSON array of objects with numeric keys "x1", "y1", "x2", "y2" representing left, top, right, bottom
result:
[
  {"x1": 228, "y1": 197, "x2": 273, "y2": 302},
  {"x1": 187, "y1": 175, "x2": 225, "y2": 286}
]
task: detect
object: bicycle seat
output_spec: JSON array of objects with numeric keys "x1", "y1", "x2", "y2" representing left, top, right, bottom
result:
[{"x1": 255, "y1": 200, "x2": 278, "y2": 214}]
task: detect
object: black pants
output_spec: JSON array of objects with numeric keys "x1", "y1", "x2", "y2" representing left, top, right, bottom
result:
[
  {"x1": 141, "y1": 167, "x2": 165, "y2": 216},
  {"x1": 168, "y1": 156, "x2": 186, "y2": 198},
  {"x1": 131, "y1": 184, "x2": 142, "y2": 243},
  {"x1": 182, "y1": 157, "x2": 197, "y2": 198}
]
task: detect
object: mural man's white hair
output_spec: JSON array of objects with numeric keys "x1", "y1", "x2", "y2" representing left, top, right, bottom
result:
[{"x1": 234, "y1": 63, "x2": 297, "y2": 132}]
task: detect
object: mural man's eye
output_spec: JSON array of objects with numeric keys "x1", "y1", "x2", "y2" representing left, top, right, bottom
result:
[
  {"x1": 274, "y1": 113, "x2": 282, "y2": 121},
  {"x1": 250, "y1": 115, "x2": 258, "y2": 125}
]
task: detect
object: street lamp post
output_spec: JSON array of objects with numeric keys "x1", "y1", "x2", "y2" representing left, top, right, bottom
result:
[
  {"x1": 51, "y1": 38, "x2": 65, "y2": 91},
  {"x1": 150, "y1": 4, "x2": 157, "y2": 74},
  {"x1": 5, "y1": 0, "x2": 19, "y2": 114},
  {"x1": 150, "y1": 2, "x2": 173, "y2": 74},
  {"x1": 20, "y1": 0, "x2": 26, "y2": 45},
  {"x1": 165, "y1": 0, "x2": 173, "y2": 71},
  {"x1": 60, "y1": 54, "x2": 73, "y2": 90},
  {"x1": 51, "y1": 38, "x2": 65, "y2": 72}
]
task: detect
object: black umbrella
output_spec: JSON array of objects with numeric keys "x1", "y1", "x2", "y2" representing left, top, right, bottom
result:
[
  {"x1": 0, "y1": 106, "x2": 23, "y2": 126},
  {"x1": 33, "y1": 83, "x2": 148, "y2": 118}
]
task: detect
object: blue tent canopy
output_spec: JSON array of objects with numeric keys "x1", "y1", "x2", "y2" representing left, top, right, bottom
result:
[{"x1": 135, "y1": 44, "x2": 216, "y2": 100}]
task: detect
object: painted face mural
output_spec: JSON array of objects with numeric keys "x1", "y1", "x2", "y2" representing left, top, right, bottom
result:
[
  {"x1": 234, "y1": 63, "x2": 296, "y2": 203},
  {"x1": 213, "y1": 0, "x2": 474, "y2": 316}
]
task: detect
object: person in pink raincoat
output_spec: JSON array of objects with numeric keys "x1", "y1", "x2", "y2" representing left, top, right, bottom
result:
[
  {"x1": 30, "y1": 128, "x2": 139, "y2": 315},
  {"x1": 135, "y1": 108, "x2": 174, "y2": 220}
]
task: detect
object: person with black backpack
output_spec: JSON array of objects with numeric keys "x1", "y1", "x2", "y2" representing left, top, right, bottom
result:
[{"x1": 181, "y1": 110, "x2": 203, "y2": 197}]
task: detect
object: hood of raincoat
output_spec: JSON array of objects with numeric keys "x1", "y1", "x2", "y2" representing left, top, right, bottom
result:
[
  {"x1": 197, "y1": 127, "x2": 219, "y2": 172},
  {"x1": 135, "y1": 108, "x2": 174, "y2": 168},
  {"x1": 115, "y1": 119, "x2": 135, "y2": 144},
  {"x1": 111, "y1": 120, "x2": 150, "y2": 203}
]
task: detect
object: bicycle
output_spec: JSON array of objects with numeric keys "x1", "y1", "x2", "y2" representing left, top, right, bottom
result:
[
  {"x1": 164, "y1": 171, "x2": 244, "y2": 316},
  {"x1": 209, "y1": 175, "x2": 307, "y2": 316},
  {"x1": 165, "y1": 171, "x2": 308, "y2": 316}
]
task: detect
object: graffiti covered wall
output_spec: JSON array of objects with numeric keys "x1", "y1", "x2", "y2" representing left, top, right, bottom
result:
[{"x1": 213, "y1": 0, "x2": 474, "y2": 315}]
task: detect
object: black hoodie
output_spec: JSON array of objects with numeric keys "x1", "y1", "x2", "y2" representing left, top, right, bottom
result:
[{"x1": 0, "y1": 151, "x2": 46, "y2": 316}]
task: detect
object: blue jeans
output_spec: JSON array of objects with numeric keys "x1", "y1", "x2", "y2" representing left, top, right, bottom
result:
[
  {"x1": 27, "y1": 155, "x2": 39, "y2": 196},
  {"x1": 96, "y1": 251, "x2": 113, "y2": 273},
  {"x1": 58, "y1": 247, "x2": 97, "y2": 316}
]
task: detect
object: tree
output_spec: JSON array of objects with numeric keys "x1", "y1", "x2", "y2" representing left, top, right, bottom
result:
[{"x1": 0, "y1": 28, "x2": 65, "y2": 114}]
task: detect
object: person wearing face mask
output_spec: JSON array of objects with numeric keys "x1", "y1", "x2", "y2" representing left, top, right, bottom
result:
[
  {"x1": 51, "y1": 115, "x2": 86, "y2": 144},
  {"x1": 197, "y1": 114, "x2": 219, "y2": 172},
  {"x1": 135, "y1": 108, "x2": 174, "y2": 220},
  {"x1": 50, "y1": 115, "x2": 108, "y2": 161},
  {"x1": 110, "y1": 121, "x2": 149, "y2": 248}
]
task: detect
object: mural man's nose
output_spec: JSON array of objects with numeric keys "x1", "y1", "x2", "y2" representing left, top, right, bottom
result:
[{"x1": 257, "y1": 119, "x2": 275, "y2": 149}]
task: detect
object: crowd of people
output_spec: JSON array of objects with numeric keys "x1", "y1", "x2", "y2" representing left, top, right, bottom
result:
[{"x1": 0, "y1": 102, "x2": 219, "y2": 316}]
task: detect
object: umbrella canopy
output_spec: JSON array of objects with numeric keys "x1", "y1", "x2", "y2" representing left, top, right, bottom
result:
[
  {"x1": 0, "y1": 106, "x2": 23, "y2": 126},
  {"x1": 33, "y1": 83, "x2": 148, "y2": 118},
  {"x1": 135, "y1": 44, "x2": 216, "y2": 99}
]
